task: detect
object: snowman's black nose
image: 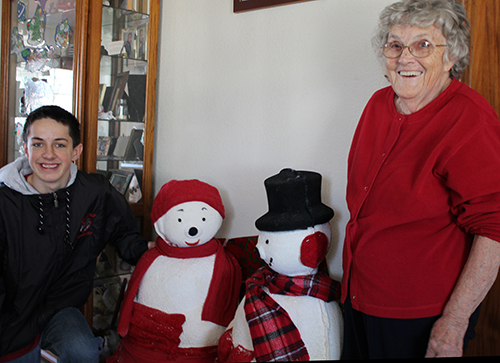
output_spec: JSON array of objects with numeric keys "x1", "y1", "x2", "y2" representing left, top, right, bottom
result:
[{"x1": 189, "y1": 227, "x2": 198, "y2": 236}]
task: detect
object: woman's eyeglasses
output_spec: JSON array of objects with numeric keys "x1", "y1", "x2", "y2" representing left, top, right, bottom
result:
[{"x1": 382, "y1": 40, "x2": 447, "y2": 59}]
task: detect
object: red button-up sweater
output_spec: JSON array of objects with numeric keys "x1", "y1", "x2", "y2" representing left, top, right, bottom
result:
[{"x1": 342, "y1": 78, "x2": 500, "y2": 319}]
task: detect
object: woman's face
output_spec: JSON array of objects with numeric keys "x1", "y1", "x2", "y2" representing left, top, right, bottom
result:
[{"x1": 385, "y1": 24, "x2": 455, "y2": 113}]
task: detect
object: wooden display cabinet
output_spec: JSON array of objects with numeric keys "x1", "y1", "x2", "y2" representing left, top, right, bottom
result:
[
  {"x1": 83, "y1": 0, "x2": 159, "y2": 241},
  {"x1": 0, "y1": 0, "x2": 159, "y2": 336}
]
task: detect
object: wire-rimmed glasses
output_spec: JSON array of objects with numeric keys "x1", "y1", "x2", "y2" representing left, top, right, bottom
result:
[{"x1": 382, "y1": 40, "x2": 447, "y2": 59}]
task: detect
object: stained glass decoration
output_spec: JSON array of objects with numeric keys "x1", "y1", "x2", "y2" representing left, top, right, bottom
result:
[
  {"x1": 21, "y1": 45, "x2": 55, "y2": 72},
  {"x1": 55, "y1": 19, "x2": 71, "y2": 49},
  {"x1": 10, "y1": 27, "x2": 24, "y2": 55},
  {"x1": 17, "y1": 2, "x2": 27, "y2": 22},
  {"x1": 26, "y1": 5, "x2": 46, "y2": 47}
]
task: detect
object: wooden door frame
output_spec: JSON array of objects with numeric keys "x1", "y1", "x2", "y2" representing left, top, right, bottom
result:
[{"x1": 462, "y1": 0, "x2": 500, "y2": 357}]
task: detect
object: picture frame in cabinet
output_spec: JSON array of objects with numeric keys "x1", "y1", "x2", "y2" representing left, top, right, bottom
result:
[
  {"x1": 102, "y1": 86, "x2": 114, "y2": 112},
  {"x1": 97, "y1": 136, "x2": 112, "y2": 155},
  {"x1": 121, "y1": 28, "x2": 136, "y2": 59},
  {"x1": 136, "y1": 23, "x2": 147, "y2": 60},
  {"x1": 98, "y1": 84, "x2": 107, "y2": 107},
  {"x1": 126, "y1": 75, "x2": 146, "y2": 121},
  {"x1": 110, "y1": 170, "x2": 134, "y2": 195},
  {"x1": 108, "y1": 72, "x2": 130, "y2": 117},
  {"x1": 124, "y1": 128, "x2": 144, "y2": 160}
]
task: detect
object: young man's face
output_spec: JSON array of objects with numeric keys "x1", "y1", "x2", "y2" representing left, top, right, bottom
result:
[{"x1": 23, "y1": 117, "x2": 83, "y2": 194}]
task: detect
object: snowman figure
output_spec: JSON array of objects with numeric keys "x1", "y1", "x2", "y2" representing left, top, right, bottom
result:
[
  {"x1": 109, "y1": 179, "x2": 242, "y2": 363},
  {"x1": 218, "y1": 168, "x2": 343, "y2": 362}
]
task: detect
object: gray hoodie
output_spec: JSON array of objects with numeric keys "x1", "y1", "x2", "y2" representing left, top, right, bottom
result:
[{"x1": 0, "y1": 156, "x2": 78, "y2": 195}]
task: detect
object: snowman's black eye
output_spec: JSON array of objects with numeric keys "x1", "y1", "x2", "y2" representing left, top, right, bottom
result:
[
  {"x1": 178, "y1": 218, "x2": 182, "y2": 222},
  {"x1": 265, "y1": 239, "x2": 269, "y2": 244},
  {"x1": 202, "y1": 217, "x2": 206, "y2": 222}
]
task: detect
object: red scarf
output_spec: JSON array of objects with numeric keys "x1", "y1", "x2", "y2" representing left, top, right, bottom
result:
[
  {"x1": 244, "y1": 266, "x2": 340, "y2": 362},
  {"x1": 117, "y1": 237, "x2": 242, "y2": 337}
]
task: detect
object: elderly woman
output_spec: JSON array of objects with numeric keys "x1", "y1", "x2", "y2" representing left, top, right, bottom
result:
[{"x1": 342, "y1": 0, "x2": 500, "y2": 359}]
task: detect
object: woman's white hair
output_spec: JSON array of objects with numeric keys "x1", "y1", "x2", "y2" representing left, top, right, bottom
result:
[{"x1": 373, "y1": 0, "x2": 470, "y2": 79}]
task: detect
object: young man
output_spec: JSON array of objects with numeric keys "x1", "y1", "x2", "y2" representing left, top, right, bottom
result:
[{"x1": 0, "y1": 106, "x2": 149, "y2": 362}]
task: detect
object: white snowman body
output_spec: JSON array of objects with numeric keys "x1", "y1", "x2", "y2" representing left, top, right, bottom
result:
[
  {"x1": 136, "y1": 201, "x2": 226, "y2": 347},
  {"x1": 224, "y1": 222, "x2": 343, "y2": 361}
]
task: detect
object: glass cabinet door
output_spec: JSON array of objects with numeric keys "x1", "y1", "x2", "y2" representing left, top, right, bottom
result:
[
  {"x1": 3, "y1": 0, "x2": 77, "y2": 163},
  {"x1": 91, "y1": 0, "x2": 154, "y2": 337},
  {"x1": 96, "y1": 1, "x2": 150, "y2": 205}
]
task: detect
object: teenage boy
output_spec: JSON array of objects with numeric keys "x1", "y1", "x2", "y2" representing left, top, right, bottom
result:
[{"x1": 0, "y1": 105, "x2": 150, "y2": 362}]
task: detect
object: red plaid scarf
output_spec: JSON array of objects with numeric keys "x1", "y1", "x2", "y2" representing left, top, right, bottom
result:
[{"x1": 244, "y1": 266, "x2": 341, "y2": 362}]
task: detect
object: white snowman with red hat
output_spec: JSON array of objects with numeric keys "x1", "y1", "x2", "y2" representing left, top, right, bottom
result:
[
  {"x1": 108, "y1": 179, "x2": 242, "y2": 363},
  {"x1": 218, "y1": 168, "x2": 343, "y2": 362}
]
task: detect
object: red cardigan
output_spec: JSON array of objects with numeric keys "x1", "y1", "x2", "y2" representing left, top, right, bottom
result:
[{"x1": 342, "y1": 78, "x2": 500, "y2": 319}]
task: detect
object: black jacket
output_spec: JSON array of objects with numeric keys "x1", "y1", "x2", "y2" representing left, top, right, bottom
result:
[{"x1": 0, "y1": 160, "x2": 148, "y2": 357}]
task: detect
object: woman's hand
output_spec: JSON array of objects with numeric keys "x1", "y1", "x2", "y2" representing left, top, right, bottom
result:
[
  {"x1": 426, "y1": 235, "x2": 500, "y2": 357},
  {"x1": 426, "y1": 314, "x2": 467, "y2": 357}
]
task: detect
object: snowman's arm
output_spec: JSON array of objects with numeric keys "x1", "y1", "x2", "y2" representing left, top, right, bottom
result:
[
  {"x1": 218, "y1": 299, "x2": 255, "y2": 362},
  {"x1": 218, "y1": 328, "x2": 254, "y2": 363}
]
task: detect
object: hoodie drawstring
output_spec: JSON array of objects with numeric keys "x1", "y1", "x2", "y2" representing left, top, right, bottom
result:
[
  {"x1": 64, "y1": 190, "x2": 72, "y2": 248},
  {"x1": 37, "y1": 190, "x2": 73, "y2": 248},
  {"x1": 37, "y1": 197, "x2": 44, "y2": 235}
]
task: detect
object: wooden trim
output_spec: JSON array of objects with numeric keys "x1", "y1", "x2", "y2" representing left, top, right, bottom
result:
[
  {"x1": 0, "y1": 2, "x2": 12, "y2": 167},
  {"x1": 461, "y1": 0, "x2": 500, "y2": 115},
  {"x1": 73, "y1": 0, "x2": 92, "y2": 170},
  {"x1": 462, "y1": 0, "x2": 500, "y2": 357},
  {"x1": 140, "y1": 0, "x2": 160, "y2": 240},
  {"x1": 81, "y1": 0, "x2": 105, "y2": 173}
]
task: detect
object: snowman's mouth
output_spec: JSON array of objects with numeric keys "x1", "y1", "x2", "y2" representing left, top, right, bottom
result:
[
  {"x1": 269, "y1": 257, "x2": 273, "y2": 267},
  {"x1": 186, "y1": 240, "x2": 200, "y2": 246}
]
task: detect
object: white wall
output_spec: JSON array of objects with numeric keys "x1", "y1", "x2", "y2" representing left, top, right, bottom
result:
[{"x1": 154, "y1": 0, "x2": 394, "y2": 279}]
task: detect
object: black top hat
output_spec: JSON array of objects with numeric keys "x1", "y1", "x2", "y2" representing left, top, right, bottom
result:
[{"x1": 255, "y1": 168, "x2": 334, "y2": 232}]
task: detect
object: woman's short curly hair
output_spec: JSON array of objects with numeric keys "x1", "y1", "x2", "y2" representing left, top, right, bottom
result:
[{"x1": 373, "y1": 0, "x2": 470, "y2": 79}]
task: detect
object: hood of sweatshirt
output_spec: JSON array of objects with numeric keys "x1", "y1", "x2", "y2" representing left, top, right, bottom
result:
[{"x1": 0, "y1": 156, "x2": 78, "y2": 195}]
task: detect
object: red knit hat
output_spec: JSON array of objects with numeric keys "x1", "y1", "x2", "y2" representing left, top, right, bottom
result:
[{"x1": 151, "y1": 179, "x2": 225, "y2": 224}]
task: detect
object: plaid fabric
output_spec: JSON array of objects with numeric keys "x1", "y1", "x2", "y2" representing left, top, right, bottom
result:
[{"x1": 244, "y1": 266, "x2": 341, "y2": 362}]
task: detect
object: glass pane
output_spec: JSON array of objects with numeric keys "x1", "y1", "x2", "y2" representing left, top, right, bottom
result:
[
  {"x1": 7, "y1": 0, "x2": 76, "y2": 162},
  {"x1": 97, "y1": 3, "x2": 149, "y2": 204}
]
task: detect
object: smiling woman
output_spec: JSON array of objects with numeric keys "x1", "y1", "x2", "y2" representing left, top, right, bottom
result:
[
  {"x1": 383, "y1": 24, "x2": 454, "y2": 114},
  {"x1": 342, "y1": 0, "x2": 500, "y2": 359}
]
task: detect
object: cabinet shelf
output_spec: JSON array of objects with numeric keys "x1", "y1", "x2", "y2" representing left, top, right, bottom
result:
[
  {"x1": 98, "y1": 117, "x2": 144, "y2": 123},
  {"x1": 96, "y1": 155, "x2": 141, "y2": 162},
  {"x1": 101, "y1": 54, "x2": 147, "y2": 64}
]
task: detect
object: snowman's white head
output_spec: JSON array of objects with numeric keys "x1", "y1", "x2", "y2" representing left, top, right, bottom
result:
[
  {"x1": 154, "y1": 201, "x2": 223, "y2": 247},
  {"x1": 151, "y1": 179, "x2": 225, "y2": 247},
  {"x1": 255, "y1": 222, "x2": 331, "y2": 276}
]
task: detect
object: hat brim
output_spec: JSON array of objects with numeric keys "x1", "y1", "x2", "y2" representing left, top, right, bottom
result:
[{"x1": 255, "y1": 205, "x2": 334, "y2": 232}]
